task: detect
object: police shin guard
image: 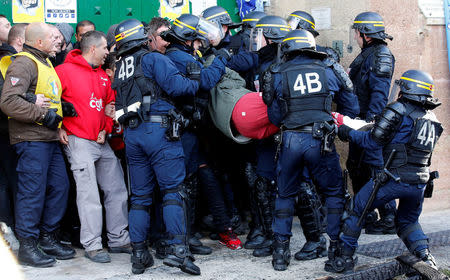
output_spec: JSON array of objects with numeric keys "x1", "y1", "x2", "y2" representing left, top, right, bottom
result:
[
  {"x1": 185, "y1": 174, "x2": 212, "y2": 255},
  {"x1": 245, "y1": 166, "x2": 266, "y2": 249},
  {"x1": 131, "y1": 241, "x2": 154, "y2": 274},
  {"x1": 324, "y1": 240, "x2": 357, "y2": 274},
  {"x1": 272, "y1": 238, "x2": 291, "y2": 271},
  {"x1": 295, "y1": 182, "x2": 327, "y2": 260},
  {"x1": 251, "y1": 177, "x2": 275, "y2": 255},
  {"x1": 163, "y1": 244, "x2": 201, "y2": 275}
]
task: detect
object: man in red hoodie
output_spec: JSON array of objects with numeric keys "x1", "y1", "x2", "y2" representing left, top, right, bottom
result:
[{"x1": 56, "y1": 30, "x2": 130, "y2": 263}]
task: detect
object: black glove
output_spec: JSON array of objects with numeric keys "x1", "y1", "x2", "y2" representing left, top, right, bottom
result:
[
  {"x1": 372, "y1": 168, "x2": 388, "y2": 184},
  {"x1": 62, "y1": 101, "x2": 78, "y2": 117},
  {"x1": 42, "y1": 108, "x2": 62, "y2": 130},
  {"x1": 261, "y1": 70, "x2": 274, "y2": 105},
  {"x1": 213, "y1": 48, "x2": 231, "y2": 61},
  {"x1": 337, "y1": 124, "x2": 353, "y2": 142},
  {"x1": 186, "y1": 62, "x2": 201, "y2": 82},
  {"x1": 24, "y1": 92, "x2": 37, "y2": 103}
]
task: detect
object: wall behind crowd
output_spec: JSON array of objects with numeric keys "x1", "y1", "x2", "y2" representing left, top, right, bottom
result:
[
  {"x1": 0, "y1": 0, "x2": 240, "y2": 34},
  {"x1": 271, "y1": 0, "x2": 450, "y2": 211}
]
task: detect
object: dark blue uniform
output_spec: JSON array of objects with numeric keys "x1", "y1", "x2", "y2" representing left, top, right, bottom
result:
[
  {"x1": 340, "y1": 102, "x2": 441, "y2": 257},
  {"x1": 117, "y1": 51, "x2": 199, "y2": 245},
  {"x1": 165, "y1": 44, "x2": 234, "y2": 231},
  {"x1": 269, "y1": 55, "x2": 355, "y2": 241},
  {"x1": 347, "y1": 41, "x2": 396, "y2": 222}
]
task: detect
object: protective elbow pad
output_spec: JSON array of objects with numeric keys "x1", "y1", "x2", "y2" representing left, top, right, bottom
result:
[{"x1": 370, "y1": 101, "x2": 405, "y2": 145}]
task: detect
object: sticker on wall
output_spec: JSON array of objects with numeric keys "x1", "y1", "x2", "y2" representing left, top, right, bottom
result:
[
  {"x1": 160, "y1": 0, "x2": 190, "y2": 21},
  {"x1": 12, "y1": 0, "x2": 45, "y2": 23},
  {"x1": 45, "y1": 0, "x2": 77, "y2": 23},
  {"x1": 191, "y1": 0, "x2": 217, "y2": 16}
]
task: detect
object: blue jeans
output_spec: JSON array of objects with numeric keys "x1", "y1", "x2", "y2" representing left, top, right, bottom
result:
[{"x1": 13, "y1": 141, "x2": 69, "y2": 239}]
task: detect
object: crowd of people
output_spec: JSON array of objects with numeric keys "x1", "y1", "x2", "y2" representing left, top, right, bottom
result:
[{"x1": 0, "y1": 5, "x2": 443, "y2": 277}]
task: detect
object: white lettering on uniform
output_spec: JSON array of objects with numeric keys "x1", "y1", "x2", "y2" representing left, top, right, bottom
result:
[{"x1": 293, "y1": 72, "x2": 322, "y2": 94}]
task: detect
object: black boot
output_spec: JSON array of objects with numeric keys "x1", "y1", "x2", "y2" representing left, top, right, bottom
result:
[
  {"x1": 365, "y1": 214, "x2": 396, "y2": 235},
  {"x1": 272, "y1": 238, "x2": 291, "y2": 271},
  {"x1": 415, "y1": 248, "x2": 438, "y2": 269},
  {"x1": 324, "y1": 241, "x2": 357, "y2": 273},
  {"x1": 131, "y1": 241, "x2": 154, "y2": 274},
  {"x1": 163, "y1": 244, "x2": 201, "y2": 275},
  {"x1": 253, "y1": 238, "x2": 272, "y2": 257},
  {"x1": 154, "y1": 239, "x2": 169, "y2": 259},
  {"x1": 18, "y1": 237, "x2": 56, "y2": 267},
  {"x1": 244, "y1": 227, "x2": 265, "y2": 249},
  {"x1": 294, "y1": 235, "x2": 327, "y2": 260},
  {"x1": 39, "y1": 231, "x2": 76, "y2": 260},
  {"x1": 189, "y1": 236, "x2": 212, "y2": 255},
  {"x1": 363, "y1": 210, "x2": 378, "y2": 229}
]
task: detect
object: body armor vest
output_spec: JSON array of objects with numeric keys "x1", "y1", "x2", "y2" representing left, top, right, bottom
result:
[
  {"x1": 383, "y1": 102, "x2": 443, "y2": 184},
  {"x1": 279, "y1": 59, "x2": 332, "y2": 129},
  {"x1": 113, "y1": 49, "x2": 168, "y2": 121}
]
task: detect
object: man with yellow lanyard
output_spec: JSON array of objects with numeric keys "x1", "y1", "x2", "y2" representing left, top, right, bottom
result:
[{"x1": 0, "y1": 22, "x2": 75, "y2": 268}]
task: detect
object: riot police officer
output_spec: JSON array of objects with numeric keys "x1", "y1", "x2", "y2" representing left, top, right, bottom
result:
[
  {"x1": 113, "y1": 19, "x2": 200, "y2": 275},
  {"x1": 264, "y1": 29, "x2": 352, "y2": 271},
  {"x1": 347, "y1": 11, "x2": 397, "y2": 235},
  {"x1": 334, "y1": 69, "x2": 442, "y2": 273},
  {"x1": 201, "y1": 5, "x2": 241, "y2": 53},
  {"x1": 229, "y1": 10, "x2": 266, "y2": 55},
  {"x1": 242, "y1": 15, "x2": 290, "y2": 256},
  {"x1": 161, "y1": 13, "x2": 243, "y2": 251}
]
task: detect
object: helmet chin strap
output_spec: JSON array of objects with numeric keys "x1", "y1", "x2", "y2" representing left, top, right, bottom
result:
[{"x1": 360, "y1": 32, "x2": 369, "y2": 48}]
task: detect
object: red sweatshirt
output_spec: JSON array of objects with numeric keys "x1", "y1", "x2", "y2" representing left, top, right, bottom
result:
[{"x1": 56, "y1": 49, "x2": 114, "y2": 141}]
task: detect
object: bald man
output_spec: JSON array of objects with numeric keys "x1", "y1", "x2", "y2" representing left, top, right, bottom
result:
[{"x1": 0, "y1": 22, "x2": 75, "y2": 267}]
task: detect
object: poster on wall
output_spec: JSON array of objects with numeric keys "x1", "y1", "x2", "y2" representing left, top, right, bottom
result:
[
  {"x1": 160, "y1": 0, "x2": 190, "y2": 21},
  {"x1": 45, "y1": 0, "x2": 77, "y2": 23},
  {"x1": 12, "y1": 0, "x2": 45, "y2": 23},
  {"x1": 191, "y1": 0, "x2": 217, "y2": 16}
]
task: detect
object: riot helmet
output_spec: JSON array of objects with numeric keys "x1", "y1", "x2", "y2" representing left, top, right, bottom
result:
[
  {"x1": 201, "y1": 6, "x2": 241, "y2": 29},
  {"x1": 115, "y1": 19, "x2": 148, "y2": 56},
  {"x1": 280, "y1": 29, "x2": 327, "y2": 59},
  {"x1": 242, "y1": 11, "x2": 266, "y2": 29},
  {"x1": 287, "y1": 11, "x2": 319, "y2": 37},
  {"x1": 393, "y1": 70, "x2": 440, "y2": 109},
  {"x1": 352, "y1": 12, "x2": 392, "y2": 41},
  {"x1": 162, "y1": 14, "x2": 201, "y2": 42},
  {"x1": 255, "y1": 15, "x2": 291, "y2": 43}
]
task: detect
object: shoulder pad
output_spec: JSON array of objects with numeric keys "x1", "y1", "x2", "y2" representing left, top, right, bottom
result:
[
  {"x1": 386, "y1": 101, "x2": 406, "y2": 115},
  {"x1": 329, "y1": 60, "x2": 353, "y2": 91},
  {"x1": 373, "y1": 45, "x2": 394, "y2": 78}
]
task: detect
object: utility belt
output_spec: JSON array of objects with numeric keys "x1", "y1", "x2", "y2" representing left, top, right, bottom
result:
[{"x1": 283, "y1": 121, "x2": 337, "y2": 155}]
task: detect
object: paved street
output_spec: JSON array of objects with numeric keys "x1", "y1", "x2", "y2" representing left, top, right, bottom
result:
[{"x1": 13, "y1": 209, "x2": 450, "y2": 280}]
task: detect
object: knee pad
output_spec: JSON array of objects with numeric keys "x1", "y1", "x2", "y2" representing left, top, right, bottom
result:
[{"x1": 397, "y1": 223, "x2": 428, "y2": 254}]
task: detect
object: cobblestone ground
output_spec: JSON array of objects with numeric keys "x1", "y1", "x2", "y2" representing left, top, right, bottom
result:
[{"x1": 17, "y1": 209, "x2": 450, "y2": 280}]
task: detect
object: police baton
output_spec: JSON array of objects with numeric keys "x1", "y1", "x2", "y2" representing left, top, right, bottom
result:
[{"x1": 356, "y1": 149, "x2": 400, "y2": 227}]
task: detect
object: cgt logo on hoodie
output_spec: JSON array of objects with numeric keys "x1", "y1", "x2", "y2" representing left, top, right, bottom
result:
[{"x1": 89, "y1": 93, "x2": 103, "y2": 112}]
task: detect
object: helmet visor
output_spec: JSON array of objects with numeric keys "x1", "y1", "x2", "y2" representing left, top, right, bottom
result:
[
  {"x1": 388, "y1": 79, "x2": 400, "y2": 104},
  {"x1": 197, "y1": 18, "x2": 224, "y2": 47},
  {"x1": 249, "y1": 28, "x2": 265, "y2": 52},
  {"x1": 287, "y1": 16, "x2": 301, "y2": 30}
]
